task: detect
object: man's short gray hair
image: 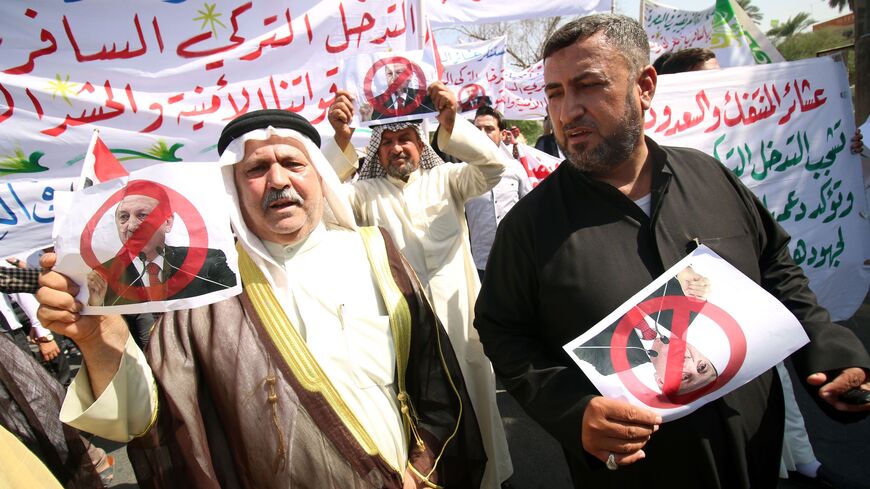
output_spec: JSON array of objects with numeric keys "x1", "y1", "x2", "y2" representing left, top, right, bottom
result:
[{"x1": 541, "y1": 14, "x2": 649, "y2": 75}]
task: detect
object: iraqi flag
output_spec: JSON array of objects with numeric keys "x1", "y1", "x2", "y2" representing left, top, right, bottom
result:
[
  {"x1": 78, "y1": 130, "x2": 128, "y2": 189},
  {"x1": 516, "y1": 143, "x2": 561, "y2": 187}
]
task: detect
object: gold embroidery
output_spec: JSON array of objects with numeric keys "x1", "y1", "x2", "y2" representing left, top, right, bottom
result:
[{"x1": 236, "y1": 243, "x2": 399, "y2": 472}]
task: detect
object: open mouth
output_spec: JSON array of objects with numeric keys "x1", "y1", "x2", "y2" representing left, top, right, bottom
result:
[
  {"x1": 565, "y1": 127, "x2": 592, "y2": 143},
  {"x1": 268, "y1": 198, "x2": 299, "y2": 211}
]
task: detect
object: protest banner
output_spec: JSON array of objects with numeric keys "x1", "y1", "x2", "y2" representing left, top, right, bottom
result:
[
  {"x1": 341, "y1": 49, "x2": 439, "y2": 126},
  {"x1": 440, "y1": 38, "x2": 505, "y2": 115},
  {"x1": 426, "y1": 0, "x2": 610, "y2": 26},
  {"x1": 515, "y1": 143, "x2": 561, "y2": 187},
  {"x1": 564, "y1": 245, "x2": 809, "y2": 421},
  {"x1": 0, "y1": 176, "x2": 70, "y2": 257},
  {"x1": 649, "y1": 56, "x2": 867, "y2": 320},
  {"x1": 439, "y1": 38, "x2": 547, "y2": 120},
  {"x1": 52, "y1": 162, "x2": 240, "y2": 314},
  {"x1": 644, "y1": 0, "x2": 783, "y2": 67},
  {"x1": 0, "y1": 1, "x2": 422, "y2": 257}
]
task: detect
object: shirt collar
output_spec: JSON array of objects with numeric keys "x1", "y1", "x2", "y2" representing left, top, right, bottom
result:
[
  {"x1": 385, "y1": 167, "x2": 421, "y2": 188},
  {"x1": 262, "y1": 222, "x2": 327, "y2": 264}
]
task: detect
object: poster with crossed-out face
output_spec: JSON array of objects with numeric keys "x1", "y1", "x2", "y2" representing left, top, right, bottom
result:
[
  {"x1": 341, "y1": 50, "x2": 439, "y2": 126},
  {"x1": 563, "y1": 245, "x2": 809, "y2": 422},
  {"x1": 52, "y1": 162, "x2": 241, "y2": 315}
]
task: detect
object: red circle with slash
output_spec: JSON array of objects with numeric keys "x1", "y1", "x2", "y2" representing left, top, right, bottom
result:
[
  {"x1": 610, "y1": 295, "x2": 746, "y2": 408},
  {"x1": 363, "y1": 56, "x2": 427, "y2": 118},
  {"x1": 458, "y1": 83, "x2": 487, "y2": 112},
  {"x1": 80, "y1": 180, "x2": 208, "y2": 303}
]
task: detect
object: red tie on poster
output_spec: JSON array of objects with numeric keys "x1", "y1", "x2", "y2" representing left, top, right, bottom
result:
[{"x1": 146, "y1": 262, "x2": 164, "y2": 300}]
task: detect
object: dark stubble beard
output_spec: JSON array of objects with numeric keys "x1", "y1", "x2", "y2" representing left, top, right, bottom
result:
[
  {"x1": 384, "y1": 154, "x2": 417, "y2": 181},
  {"x1": 557, "y1": 89, "x2": 643, "y2": 174}
]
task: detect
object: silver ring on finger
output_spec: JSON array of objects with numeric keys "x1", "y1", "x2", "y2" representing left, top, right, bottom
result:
[{"x1": 606, "y1": 452, "x2": 618, "y2": 471}]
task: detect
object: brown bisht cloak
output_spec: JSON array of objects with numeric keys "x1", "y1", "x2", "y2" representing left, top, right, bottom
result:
[
  {"x1": 0, "y1": 333, "x2": 103, "y2": 488},
  {"x1": 128, "y1": 227, "x2": 486, "y2": 488}
]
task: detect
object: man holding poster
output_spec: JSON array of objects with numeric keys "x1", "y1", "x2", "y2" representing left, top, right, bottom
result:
[
  {"x1": 37, "y1": 111, "x2": 487, "y2": 488},
  {"x1": 474, "y1": 13, "x2": 870, "y2": 489}
]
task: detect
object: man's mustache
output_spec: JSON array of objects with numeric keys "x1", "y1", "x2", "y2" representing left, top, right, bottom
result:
[
  {"x1": 389, "y1": 151, "x2": 412, "y2": 163},
  {"x1": 262, "y1": 187, "x2": 304, "y2": 211},
  {"x1": 562, "y1": 118, "x2": 597, "y2": 133}
]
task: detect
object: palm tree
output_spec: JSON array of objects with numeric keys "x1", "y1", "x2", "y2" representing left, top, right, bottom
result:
[
  {"x1": 826, "y1": 0, "x2": 854, "y2": 11},
  {"x1": 766, "y1": 12, "x2": 815, "y2": 43},
  {"x1": 735, "y1": 0, "x2": 763, "y2": 25}
]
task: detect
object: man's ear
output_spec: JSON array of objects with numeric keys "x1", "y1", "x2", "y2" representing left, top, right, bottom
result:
[
  {"x1": 637, "y1": 65, "x2": 657, "y2": 111},
  {"x1": 655, "y1": 374, "x2": 664, "y2": 387},
  {"x1": 163, "y1": 214, "x2": 174, "y2": 233}
]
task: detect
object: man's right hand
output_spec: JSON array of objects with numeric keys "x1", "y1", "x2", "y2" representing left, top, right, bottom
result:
[
  {"x1": 36, "y1": 252, "x2": 129, "y2": 399},
  {"x1": 328, "y1": 89, "x2": 357, "y2": 152},
  {"x1": 581, "y1": 396, "x2": 661, "y2": 468}
]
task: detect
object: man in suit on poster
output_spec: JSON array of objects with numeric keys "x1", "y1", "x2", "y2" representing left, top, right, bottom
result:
[{"x1": 87, "y1": 180, "x2": 236, "y2": 307}]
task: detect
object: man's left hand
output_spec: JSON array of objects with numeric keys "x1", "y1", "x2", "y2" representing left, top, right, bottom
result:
[
  {"x1": 807, "y1": 367, "x2": 870, "y2": 412},
  {"x1": 37, "y1": 339, "x2": 60, "y2": 361},
  {"x1": 428, "y1": 81, "x2": 457, "y2": 135}
]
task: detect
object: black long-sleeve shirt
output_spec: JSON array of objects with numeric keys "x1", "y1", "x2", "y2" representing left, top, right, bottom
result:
[{"x1": 475, "y1": 137, "x2": 870, "y2": 488}]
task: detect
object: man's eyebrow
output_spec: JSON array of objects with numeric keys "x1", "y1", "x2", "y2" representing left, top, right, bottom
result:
[{"x1": 546, "y1": 72, "x2": 608, "y2": 92}]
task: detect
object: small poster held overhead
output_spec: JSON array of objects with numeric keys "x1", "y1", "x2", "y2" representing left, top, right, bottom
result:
[
  {"x1": 52, "y1": 162, "x2": 241, "y2": 315},
  {"x1": 563, "y1": 245, "x2": 809, "y2": 422},
  {"x1": 341, "y1": 49, "x2": 440, "y2": 126}
]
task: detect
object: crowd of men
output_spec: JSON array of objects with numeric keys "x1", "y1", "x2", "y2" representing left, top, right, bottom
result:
[{"x1": 1, "y1": 12, "x2": 868, "y2": 489}]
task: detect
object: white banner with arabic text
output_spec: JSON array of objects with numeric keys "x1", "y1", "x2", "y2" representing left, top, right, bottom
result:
[{"x1": 649, "y1": 57, "x2": 867, "y2": 320}]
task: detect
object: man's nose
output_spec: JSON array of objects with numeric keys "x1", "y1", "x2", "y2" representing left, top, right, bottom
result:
[
  {"x1": 561, "y1": 91, "x2": 586, "y2": 125},
  {"x1": 266, "y1": 162, "x2": 290, "y2": 189},
  {"x1": 388, "y1": 142, "x2": 404, "y2": 155}
]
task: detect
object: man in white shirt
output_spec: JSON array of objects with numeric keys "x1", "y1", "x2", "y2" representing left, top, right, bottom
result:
[
  {"x1": 464, "y1": 106, "x2": 532, "y2": 281},
  {"x1": 326, "y1": 81, "x2": 514, "y2": 488}
]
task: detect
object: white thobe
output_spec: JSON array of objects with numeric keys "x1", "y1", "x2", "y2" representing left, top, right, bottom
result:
[{"x1": 324, "y1": 116, "x2": 514, "y2": 487}]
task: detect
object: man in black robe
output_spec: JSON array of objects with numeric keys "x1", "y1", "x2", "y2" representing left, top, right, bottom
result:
[{"x1": 474, "y1": 13, "x2": 870, "y2": 488}]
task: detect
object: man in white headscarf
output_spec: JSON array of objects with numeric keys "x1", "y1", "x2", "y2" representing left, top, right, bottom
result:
[
  {"x1": 36, "y1": 110, "x2": 486, "y2": 488},
  {"x1": 327, "y1": 82, "x2": 514, "y2": 488}
]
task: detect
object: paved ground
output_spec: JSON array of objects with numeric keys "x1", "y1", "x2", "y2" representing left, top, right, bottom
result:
[{"x1": 92, "y1": 292, "x2": 870, "y2": 488}]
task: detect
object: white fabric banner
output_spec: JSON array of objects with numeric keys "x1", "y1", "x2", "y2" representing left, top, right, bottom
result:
[
  {"x1": 440, "y1": 38, "x2": 505, "y2": 115},
  {"x1": 425, "y1": 0, "x2": 610, "y2": 27},
  {"x1": 440, "y1": 39, "x2": 547, "y2": 120},
  {"x1": 649, "y1": 56, "x2": 868, "y2": 320},
  {"x1": 564, "y1": 246, "x2": 808, "y2": 421},
  {"x1": 0, "y1": 0, "x2": 421, "y2": 257},
  {"x1": 0, "y1": 176, "x2": 72, "y2": 257},
  {"x1": 644, "y1": 0, "x2": 783, "y2": 67},
  {"x1": 516, "y1": 143, "x2": 561, "y2": 188}
]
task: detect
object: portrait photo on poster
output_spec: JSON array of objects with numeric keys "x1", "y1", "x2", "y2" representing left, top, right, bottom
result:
[
  {"x1": 342, "y1": 51, "x2": 439, "y2": 126},
  {"x1": 52, "y1": 162, "x2": 241, "y2": 315},
  {"x1": 563, "y1": 245, "x2": 809, "y2": 421}
]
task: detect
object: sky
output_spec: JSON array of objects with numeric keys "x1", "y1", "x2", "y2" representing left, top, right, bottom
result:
[{"x1": 615, "y1": 0, "x2": 849, "y2": 33}]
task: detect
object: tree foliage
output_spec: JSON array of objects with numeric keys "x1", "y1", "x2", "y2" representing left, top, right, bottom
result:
[
  {"x1": 827, "y1": 0, "x2": 854, "y2": 12},
  {"x1": 439, "y1": 17, "x2": 570, "y2": 69},
  {"x1": 735, "y1": 0, "x2": 763, "y2": 25},
  {"x1": 776, "y1": 29, "x2": 855, "y2": 83},
  {"x1": 766, "y1": 12, "x2": 815, "y2": 42}
]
